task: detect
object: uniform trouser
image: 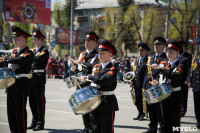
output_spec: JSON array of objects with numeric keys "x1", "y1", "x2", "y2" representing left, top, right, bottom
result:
[
  {"x1": 7, "y1": 92, "x2": 27, "y2": 133},
  {"x1": 193, "y1": 92, "x2": 200, "y2": 123},
  {"x1": 91, "y1": 111, "x2": 115, "y2": 133},
  {"x1": 162, "y1": 103, "x2": 181, "y2": 133},
  {"x1": 180, "y1": 84, "x2": 189, "y2": 115},
  {"x1": 29, "y1": 84, "x2": 46, "y2": 126},
  {"x1": 135, "y1": 87, "x2": 143, "y2": 115},
  {"x1": 147, "y1": 102, "x2": 163, "y2": 130},
  {"x1": 82, "y1": 113, "x2": 92, "y2": 130}
]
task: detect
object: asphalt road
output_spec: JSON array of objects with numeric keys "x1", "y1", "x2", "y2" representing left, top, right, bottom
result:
[{"x1": 0, "y1": 79, "x2": 198, "y2": 133}]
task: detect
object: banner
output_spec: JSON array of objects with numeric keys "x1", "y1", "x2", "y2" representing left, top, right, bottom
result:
[
  {"x1": 55, "y1": 28, "x2": 78, "y2": 45},
  {"x1": 191, "y1": 25, "x2": 196, "y2": 39},
  {"x1": 4, "y1": 0, "x2": 51, "y2": 25}
]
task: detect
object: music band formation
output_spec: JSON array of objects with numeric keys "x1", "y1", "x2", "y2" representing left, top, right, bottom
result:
[{"x1": 0, "y1": 26, "x2": 199, "y2": 133}]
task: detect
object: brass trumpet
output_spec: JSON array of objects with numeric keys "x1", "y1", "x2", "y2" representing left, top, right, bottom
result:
[
  {"x1": 123, "y1": 72, "x2": 136, "y2": 105},
  {"x1": 123, "y1": 71, "x2": 148, "y2": 118}
]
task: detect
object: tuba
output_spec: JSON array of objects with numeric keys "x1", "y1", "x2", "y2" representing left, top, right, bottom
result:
[
  {"x1": 123, "y1": 72, "x2": 136, "y2": 105},
  {"x1": 123, "y1": 72, "x2": 135, "y2": 83}
]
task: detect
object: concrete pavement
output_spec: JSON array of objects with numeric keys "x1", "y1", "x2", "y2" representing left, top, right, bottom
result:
[{"x1": 0, "y1": 79, "x2": 198, "y2": 133}]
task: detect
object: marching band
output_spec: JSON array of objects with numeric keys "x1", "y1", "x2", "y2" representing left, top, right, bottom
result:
[{"x1": 0, "y1": 25, "x2": 200, "y2": 133}]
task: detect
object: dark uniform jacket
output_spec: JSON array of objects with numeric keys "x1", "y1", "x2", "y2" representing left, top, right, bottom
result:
[
  {"x1": 5, "y1": 46, "x2": 34, "y2": 94},
  {"x1": 178, "y1": 51, "x2": 192, "y2": 84},
  {"x1": 31, "y1": 45, "x2": 49, "y2": 84},
  {"x1": 143, "y1": 53, "x2": 167, "y2": 90},
  {"x1": 80, "y1": 49, "x2": 99, "y2": 74},
  {"x1": 88, "y1": 62, "x2": 119, "y2": 112},
  {"x1": 76, "y1": 49, "x2": 99, "y2": 87},
  {"x1": 132, "y1": 56, "x2": 148, "y2": 89},
  {"x1": 190, "y1": 56, "x2": 200, "y2": 92},
  {"x1": 156, "y1": 58, "x2": 187, "y2": 104}
]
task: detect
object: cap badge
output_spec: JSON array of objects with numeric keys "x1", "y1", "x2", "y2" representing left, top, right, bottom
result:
[
  {"x1": 34, "y1": 32, "x2": 37, "y2": 35},
  {"x1": 99, "y1": 45, "x2": 102, "y2": 48},
  {"x1": 86, "y1": 34, "x2": 90, "y2": 37},
  {"x1": 168, "y1": 44, "x2": 172, "y2": 47}
]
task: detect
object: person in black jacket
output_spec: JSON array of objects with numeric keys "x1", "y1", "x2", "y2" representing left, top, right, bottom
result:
[
  {"x1": 71, "y1": 31, "x2": 99, "y2": 133},
  {"x1": 1, "y1": 25, "x2": 34, "y2": 133},
  {"x1": 63, "y1": 54, "x2": 69, "y2": 81},
  {"x1": 188, "y1": 53, "x2": 200, "y2": 129},
  {"x1": 27, "y1": 29, "x2": 49, "y2": 131},
  {"x1": 131, "y1": 42, "x2": 150, "y2": 121},
  {"x1": 79, "y1": 39, "x2": 119, "y2": 133},
  {"x1": 178, "y1": 40, "x2": 192, "y2": 117},
  {"x1": 151, "y1": 40, "x2": 187, "y2": 133},
  {"x1": 143, "y1": 36, "x2": 167, "y2": 133}
]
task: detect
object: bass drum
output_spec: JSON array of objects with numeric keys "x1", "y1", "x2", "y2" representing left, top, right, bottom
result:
[
  {"x1": 144, "y1": 83, "x2": 172, "y2": 104},
  {"x1": 0, "y1": 68, "x2": 15, "y2": 89},
  {"x1": 69, "y1": 86, "x2": 101, "y2": 115}
]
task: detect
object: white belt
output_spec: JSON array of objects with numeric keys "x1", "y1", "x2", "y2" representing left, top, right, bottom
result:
[
  {"x1": 90, "y1": 83, "x2": 97, "y2": 87},
  {"x1": 100, "y1": 91, "x2": 114, "y2": 96},
  {"x1": 34, "y1": 69, "x2": 44, "y2": 73},
  {"x1": 172, "y1": 87, "x2": 181, "y2": 92},
  {"x1": 15, "y1": 74, "x2": 27, "y2": 78}
]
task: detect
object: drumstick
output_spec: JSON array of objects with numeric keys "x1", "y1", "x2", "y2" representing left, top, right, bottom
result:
[
  {"x1": 73, "y1": 76, "x2": 93, "y2": 82},
  {"x1": 71, "y1": 76, "x2": 81, "y2": 89},
  {"x1": 70, "y1": 58, "x2": 87, "y2": 67}
]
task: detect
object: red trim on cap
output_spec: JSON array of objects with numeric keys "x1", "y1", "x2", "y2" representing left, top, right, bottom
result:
[
  {"x1": 167, "y1": 44, "x2": 179, "y2": 51},
  {"x1": 14, "y1": 31, "x2": 29, "y2": 39},
  {"x1": 99, "y1": 44, "x2": 114, "y2": 55},
  {"x1": 86, "y1": 34, "x2": 97, "y2": 41},
  {"x1": 34, "y1": 32, "x2": 45, "y2": 39}
]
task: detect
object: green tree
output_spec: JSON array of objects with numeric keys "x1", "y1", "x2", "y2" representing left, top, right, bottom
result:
[
  {"x1": 52, "y1": 1, "x2": 68, "y2": 27},
  {"x1": 168, "y1": 0, "x2": 199, "y2": 53},
  {"x1": 104, "y1": 2, "x2": 165, "y2": 55},
  {"x1": 64, "y1": 0, "x2": 71, "y2": 28}
]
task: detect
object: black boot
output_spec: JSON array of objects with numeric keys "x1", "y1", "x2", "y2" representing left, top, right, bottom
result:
[{"x1": 27, "y1": 123, "x2": 36, "y2": 129}]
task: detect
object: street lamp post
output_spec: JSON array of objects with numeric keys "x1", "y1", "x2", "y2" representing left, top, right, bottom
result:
[
  {"x1": 70, "y1": 0, "x2": 74, "y2": 57},
  {"x1": 165, "y1": 0, "x2": 171, "y2": 40},
  {"x1": 196, "y1": 6, "x2": 200, "y2": 56}
]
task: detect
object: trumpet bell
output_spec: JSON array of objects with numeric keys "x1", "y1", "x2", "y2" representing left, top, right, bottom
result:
[{"x1": 123, "y1": 72, "x2": 135, "y2": 83}]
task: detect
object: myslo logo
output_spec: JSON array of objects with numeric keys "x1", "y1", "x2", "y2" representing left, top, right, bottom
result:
[{"x1": 172, "y1": 127, "x2": 198, "y2": 132}]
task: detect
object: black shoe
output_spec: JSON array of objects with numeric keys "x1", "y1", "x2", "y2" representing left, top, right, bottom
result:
[
  {"x1": 33, "y1": 125, "x2": 44, "y2": 131},
  {"x1": 133, "y1": 114, "x2": 141, "y2": 120},
  {"x1": 142, "y1": 128, "x2": 157, "y2": 133},
  {"x1": 27, "y1": 124, "x2": 36, "y2": 129},
  {"x1": 139, "y1": 115, "x2": 146, "y2": 121},
  {"x1": 181, "y1": 112, "x2": 185, "y2": 117},
  {"x1": 197, "y1": 123, "x2": 200, "y2": 129},
  {"x1": 158, "y1": 127, "x2": 164, "y2": 133},
  {"x1": 82, "y1": 128, "x2": 89, "y2": 133}
]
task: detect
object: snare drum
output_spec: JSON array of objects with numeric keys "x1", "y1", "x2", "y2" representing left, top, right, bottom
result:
[
  {"x1": 0, "y1": 68, "x2": 15, "y2": 89},
  {"x1": 144, "y1": 83, "x2": 172, "y2": 104},
  {"x1": 69, "y1": 86, "x2": 101, "y2": 115}
]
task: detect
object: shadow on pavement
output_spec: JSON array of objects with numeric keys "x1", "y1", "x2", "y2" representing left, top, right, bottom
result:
[
  {"x1": 114, "y1": 125, "x2": 148, "y2": 130},
  {"x1": 183, "y1": 115, "x2": 196, "y2": 118},
  {"x1": 181, "y1": 121, "x2": 196, "y2": 125},
  {"x1": 44, "y1": 128, "x2": 82, "y2": 133}
]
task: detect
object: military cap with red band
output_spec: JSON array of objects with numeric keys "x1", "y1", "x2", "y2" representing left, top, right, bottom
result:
[
  {"x1": 84, "y1": 31, "x2": 99, "y2": 42},
  {"x1": 166, "y1": 39, "x2": 182, "y2": 53},
  {"x1": 32, "y1": 29, "x2": 45, "y2": 40},
  {"x1": 97, "y1": 39, "x2": 117, "y2": 55},
  {"x1": 11, "y1": 25, "x2": 31, "y2": 39}
]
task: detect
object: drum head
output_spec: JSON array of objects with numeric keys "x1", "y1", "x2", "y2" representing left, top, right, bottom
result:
[
  {"x1": 0, "y1": 77, "x2": 16, "y2": 89},
  {"x1": 0, "y1": 79, "x2": 7, "y2": 89},
  {"x1": 5, "y1": 78, "x2": 16, "y2": 88},
  {"x1": 73, "y1": 96, "x2": 101, "y2": 115},
  {"x1": 69, "y1": 86, "x2": 101, "y2": 115}
]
